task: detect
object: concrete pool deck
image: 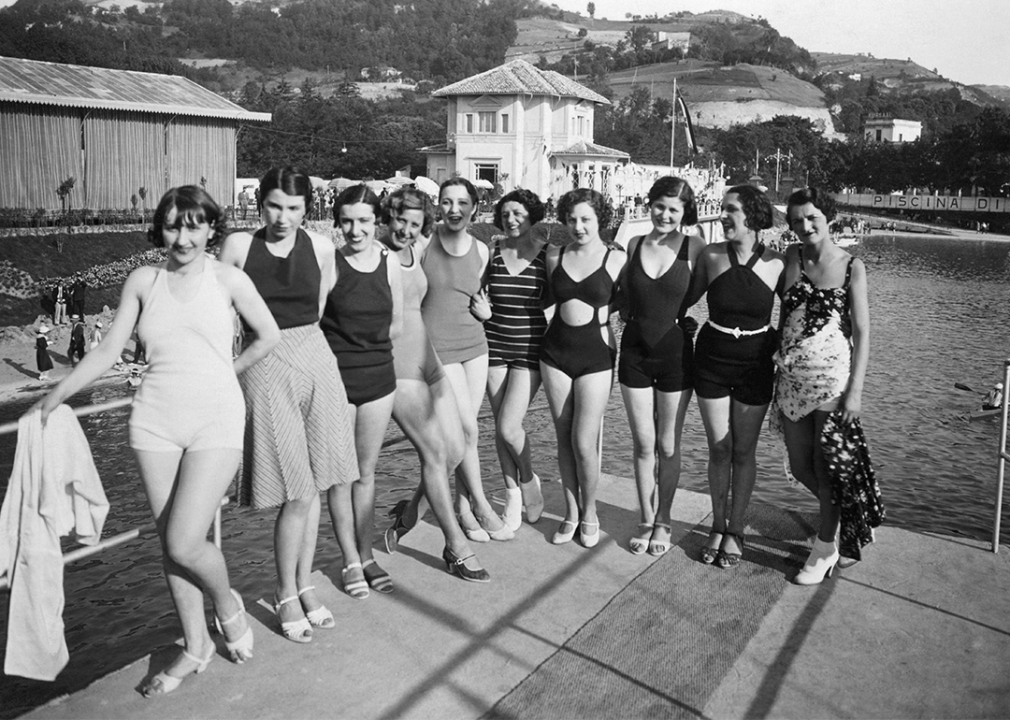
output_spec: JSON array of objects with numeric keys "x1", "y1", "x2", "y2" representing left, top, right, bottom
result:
[{"x1": 21, "y1": 472, "x2": 1010, "y2": 720}]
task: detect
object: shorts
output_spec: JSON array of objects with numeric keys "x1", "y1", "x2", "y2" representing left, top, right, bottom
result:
[
  {"x1": 693, "y1": 324, "x2": 776, "y2": 406},
  {"x1": 618, "y1": 325, "x2": 693, "y2": 392}
]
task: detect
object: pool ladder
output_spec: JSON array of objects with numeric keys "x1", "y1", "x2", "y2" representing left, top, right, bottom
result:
[{"x1": 0, "y1": 397, "x2": 226, "y2": 592}]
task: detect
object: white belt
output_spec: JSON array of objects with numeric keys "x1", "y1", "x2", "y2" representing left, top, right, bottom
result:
[{"x1": 706, "y1": 320, "x2": 771, "y2": 338}]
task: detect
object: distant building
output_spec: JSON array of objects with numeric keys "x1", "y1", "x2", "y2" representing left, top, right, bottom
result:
[
  {"x1": 360, "y1": 66, "x2": 402, "y2": 81},
  {"x1": 422, "y1": 59, "x2": 629, "y2": 201},
  {"x1": 651, "y1": 31, "x2": 691, "y2": 54},
  {"x1": 0, "y1": 56, "x2": 269, "y2": 210},
  {"x1": 864, "y1": 116, "x2": 922, "y2": 143}
]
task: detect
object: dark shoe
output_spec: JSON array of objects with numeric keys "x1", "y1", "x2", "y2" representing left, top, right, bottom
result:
[
  {"x1": 385, "y1": 500, "x2": 410, "y2": 554},
  {"x1": 362, "y1": 559, "x2": 394, "y2": 594},
  {"x1": 700, "y1": 530, "x2": 723, "y2": 565},
  {"x1": 716, "y1": 532, "x2": 745, "y2": 569},
  {"x1": 442, "y1": 547, "x2": 490, "y2": 583}
]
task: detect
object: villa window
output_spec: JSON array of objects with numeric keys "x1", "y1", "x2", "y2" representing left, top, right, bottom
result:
[
  {"x1": 478, "y1": 111, "x2": 497, "y2": 133},
  {"x1": 463, "y1": 113, "x2": 474, "y2": 133},
  {"x1": 501, "y1": 113, "x2": 510, "y2": 134}
]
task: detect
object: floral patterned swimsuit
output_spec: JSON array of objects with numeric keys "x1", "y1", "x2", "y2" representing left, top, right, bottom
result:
[{"x1": 774, "y1": 259, "x2": 853, "y2": 421}]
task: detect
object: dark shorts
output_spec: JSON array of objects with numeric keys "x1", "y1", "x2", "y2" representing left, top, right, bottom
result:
[
  {"x1": 618, "y1": 325, "x2": 693, "y2": 393},
  {"x1": 693, "y1": 325, "x2": 775, "y2": 406}
]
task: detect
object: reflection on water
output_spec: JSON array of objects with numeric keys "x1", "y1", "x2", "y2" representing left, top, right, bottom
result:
[{"x1": 2, "y1": 233, "x2": 1010, "y2": 715}]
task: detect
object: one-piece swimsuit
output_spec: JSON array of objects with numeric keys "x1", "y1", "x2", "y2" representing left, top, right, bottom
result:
[
  {"x1": 618, "y1": 235, "x2": 693, "y2": 392},
  {"x1": 485, "y1": 242, "x2": 548, "y2": 371},
  {"x1": 540, "y1": 245, "x2": 617, "y2": 378}
]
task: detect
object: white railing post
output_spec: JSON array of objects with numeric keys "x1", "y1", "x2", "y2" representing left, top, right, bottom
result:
[{"x1": 993, "y1": 359, "x2": 1010, "y2": 552}]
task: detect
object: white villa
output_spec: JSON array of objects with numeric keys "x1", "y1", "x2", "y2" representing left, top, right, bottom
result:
[{"x1": 421, "y1": 60, "x2": 630, "y2": 201}]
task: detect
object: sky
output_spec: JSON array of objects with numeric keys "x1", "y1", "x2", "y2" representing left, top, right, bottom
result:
[{"x1": 552, "y1": 0, "x2": 1010, "y2": 88}]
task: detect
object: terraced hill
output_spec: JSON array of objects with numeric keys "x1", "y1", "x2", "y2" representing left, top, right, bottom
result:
[{"x1": 608, "y1": 61, "x2": 838, "y2": 135}]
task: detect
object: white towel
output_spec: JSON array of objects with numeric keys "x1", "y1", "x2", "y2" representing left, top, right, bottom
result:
[{"x1": 0, "y1": 406, "x2": 108, "y2": 681}]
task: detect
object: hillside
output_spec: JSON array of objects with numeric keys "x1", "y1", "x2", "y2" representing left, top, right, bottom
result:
[{"x1": 607, "y1": 61, "x2": 838, "y2": 136}]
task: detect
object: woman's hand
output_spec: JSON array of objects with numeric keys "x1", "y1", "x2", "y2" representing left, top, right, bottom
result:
[
  {"x1": 678, "y1": 316, "x2": 699, "y2": 338},
  {"x1": 841, "y1": 391, "x2": 861, "y2": 424},
  {"x1": 470, "y1": 288, "x2": 492, "y2": 322}
]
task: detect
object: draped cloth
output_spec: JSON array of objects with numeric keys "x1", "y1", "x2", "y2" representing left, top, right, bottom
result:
[
  {"x1": 0, "y1": 407, "x2": 108, "y2": 680},
  {"x1": 821, "y1": 411, "x2": 885, "y2": 561}
]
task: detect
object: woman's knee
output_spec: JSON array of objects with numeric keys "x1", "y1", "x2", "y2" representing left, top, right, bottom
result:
[
  {"x1": 708, "y1": 437, "x2": 733, "y2": 465},
  {"x1": 497, "y1": 416, "x2": 526, "y2": 450}
]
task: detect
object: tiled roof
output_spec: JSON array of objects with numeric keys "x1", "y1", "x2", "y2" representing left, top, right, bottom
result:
[
  {"x1": 433, "y1": 60, "x2": 610, "y2": 105},
  {"x1": 0, "y1": 56, "x2": 270, "y2": 121},
  {"x1": 552, "y1": 140, "x2": 630, "y2": 159}
]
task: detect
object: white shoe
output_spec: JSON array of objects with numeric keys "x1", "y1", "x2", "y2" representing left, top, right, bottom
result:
[
  {"x1": 521, "y1": 473, "x2": 544, "y2": 524},
  {"x1": 795, "y1": 537, "x2": 840, "y2": 585},
  {"x1": 502, "y1": 487, "x2": 522, "y2": 532}
]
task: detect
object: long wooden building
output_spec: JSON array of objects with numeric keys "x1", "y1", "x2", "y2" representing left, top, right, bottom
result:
[{"x1": 0, "y1": 56, "x2": 270, "y2": 211}]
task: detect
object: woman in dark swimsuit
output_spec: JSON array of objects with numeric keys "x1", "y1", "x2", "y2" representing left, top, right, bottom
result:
[
  {"x1": 618, "y1": 177, "x2": 706, "y2": 557},
  {"x1": 540, "y1": 188, "x2": 626, "y2": 548},
  {"x1": 685, "y1": 185, "x2": 784, "y2": 569}
]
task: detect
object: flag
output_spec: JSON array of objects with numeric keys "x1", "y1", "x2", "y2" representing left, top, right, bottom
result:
[{"x1": 675, "y1": 91, "x2": 698, "y2": 154}]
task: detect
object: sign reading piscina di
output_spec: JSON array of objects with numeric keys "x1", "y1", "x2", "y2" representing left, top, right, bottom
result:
[{"x1": 834, "y1": 193, "x2": 1010, "y2": 213}]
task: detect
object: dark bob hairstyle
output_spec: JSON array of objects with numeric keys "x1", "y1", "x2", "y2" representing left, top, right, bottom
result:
[
  {"x1": 647, "y1": 176, "x2": 699, "y2": 226},
  {"x1": 493, "y1": 188, "x2": 546, "y2": 230},
  {"x1": 786, "y1": 186, "x2": 837, "y2": 223},
  {"x1": 726, "y1": 184, "x2": 774, "y2": 231},
  {"x1": 556, "y1": 188, "x2": 613, "y2": 228},
  {"x1": 332, "y1": 183, "x2": 382, "y2": 225},
  {"x1": 438, "y1": 177, "x2": 480, "y2": 220},
  {"x1": 148, "y1": 185, "x2": 226, "y2": 247},
  {"x1": 382, "y1": 186, "x2": 436, "y2": 237},
  {"x1": 258, "y1": 166, "x2": 314, "y2": 213}
]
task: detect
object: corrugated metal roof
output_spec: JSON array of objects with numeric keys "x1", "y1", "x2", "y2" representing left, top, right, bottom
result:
[
  {"x1": 0, "y1": 56, "x2": 270, "y2": 121},
  {"x1": 433, "y1": 60, "x2": 610, "y2": 105},
  {"x1": 553, "y1": 140, "x2": 629, "y2": 159}
]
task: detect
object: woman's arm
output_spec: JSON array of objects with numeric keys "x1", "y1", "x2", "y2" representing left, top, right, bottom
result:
[
  {"x1": 221, "y1": 265, "x2": 281, "y2": 376},
  {"x1": 682, "y1": 244, "x2": 715, "y2": 310},
  {"x1": 307, "y1": 230, "x2": 338, "y2": 315},
  {"x1": 386, "y1": 248, "x2": 404, "y2": 341},
  {"x1": 218, "y1": 231, "x2": 252, "y2": 270},
  {"x1": 615, "y1": 236, "x2": 639, "y2": 322},
  {"x1": 843, "y1": 258, "x2": 870, "y2": 423},
  {"x1": 35, "y1": 268, "x2": 149, "y2": 421}
]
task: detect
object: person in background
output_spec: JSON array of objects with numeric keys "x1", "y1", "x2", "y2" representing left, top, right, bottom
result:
[
  {"x1": 36, "y1": 324, "x2": 53, "y2": 382},
  {"x1": 684, "y1": 185, "x2": 785, "y2": 570},
  {"x1": 52, "y1": 282, "x2": 67, "y2": 325},
  {"x1": 219, "y1": 166, "x2": 359, "y2": 645},
  {"x1": 983, "y1": 382, "x2": 1003, "y2": 410},
  {"x1": 471, "y1": 188, "x2": 548, "y2": 530},
  {"x1": 68, "y1": 314, "x2": 86, "y2": 367},
  {"x1": 540, "y1": 188, "x2": 626, "y2": 548},
  {"x1": 88, "y1": 320, "x2": 103, "y2": 352},
  {"x1": 32, "y1": 185, "x2": 279, "y2": 696},
  {"x1": 618, "y1": 177, "x2": 706, "y2": 556},
  {"x1": 71, "y1": 279, "x2": 87, "y2": 318}
]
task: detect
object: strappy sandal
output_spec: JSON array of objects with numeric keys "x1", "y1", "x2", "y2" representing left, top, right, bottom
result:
[
  {"x1": 141, "y1": 646, "x2": 214, "y2": 698},
  {"x1": 297, "y1": 586, "x2": 335, "y2": 629},
  {"x1": 700, "y1": 530, "x2": 724, "y2": 565},
  {"x1": 716, "y1": 532, "x2": 745, "y2": 569},
  {"x1": 648, "y1": 523, "x2": 672, "y2": 557},
  {"x1": 362, "y1": 559, "x2": 394, "y2": 594},
  {"x1": 342, "y1": 562, "x2": 370, "y2": 599},
  {"x1": 214, "y1": 589, "x2": 254, "y2": 663},
  {"x1": 630, "y1": 522, "x2": 653, "y2": 555},
  {"x1": 273, "y1": 594, "x2": 313, "y2": 643}
]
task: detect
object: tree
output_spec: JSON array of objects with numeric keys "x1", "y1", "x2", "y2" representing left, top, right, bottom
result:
[{"x1": 587, "y1": 2, "x2": 595, "y2": 18}]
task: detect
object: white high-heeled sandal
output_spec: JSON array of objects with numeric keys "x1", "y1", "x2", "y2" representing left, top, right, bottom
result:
[{"x1": 142, "y1": 646, "x2": 214, "y2": 698}]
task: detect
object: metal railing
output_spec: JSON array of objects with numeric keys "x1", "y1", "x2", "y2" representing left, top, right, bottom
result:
[
  {"x1": 0, "y1": 396, "x2": 226, "y2": 591},
  {"x1": 994, "y1": 359, "x2": 1010, "y2": 553}
]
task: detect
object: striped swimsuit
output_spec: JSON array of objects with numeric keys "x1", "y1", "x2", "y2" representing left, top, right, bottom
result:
[{"x1": 485, "y1": 242, "x2": 548, "y2": 371}]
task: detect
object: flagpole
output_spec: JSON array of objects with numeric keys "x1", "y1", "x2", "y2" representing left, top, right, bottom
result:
[{"x1": 670, "y1": 77, "x2": 677, "y2": 169}]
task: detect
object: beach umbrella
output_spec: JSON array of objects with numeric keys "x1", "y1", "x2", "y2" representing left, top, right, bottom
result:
[
  {"x1": 385, "y1": 176, "x2": 414, "y2": 186},
  {"x1": 309, "y1": 176, "x2": 328, "y2": 190},
  {"x1": 365, "y1": 180, "x2": 393, "y2": 193},
  {"x1": 414, "y1": 176, "x2": 439, "y2": 196},
  {"x1": 329, "y1": 177, "x2": 357, "y2": 190},
  {"x1": 473, "y1": 178, "x2": 494, "y2": 189}
]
